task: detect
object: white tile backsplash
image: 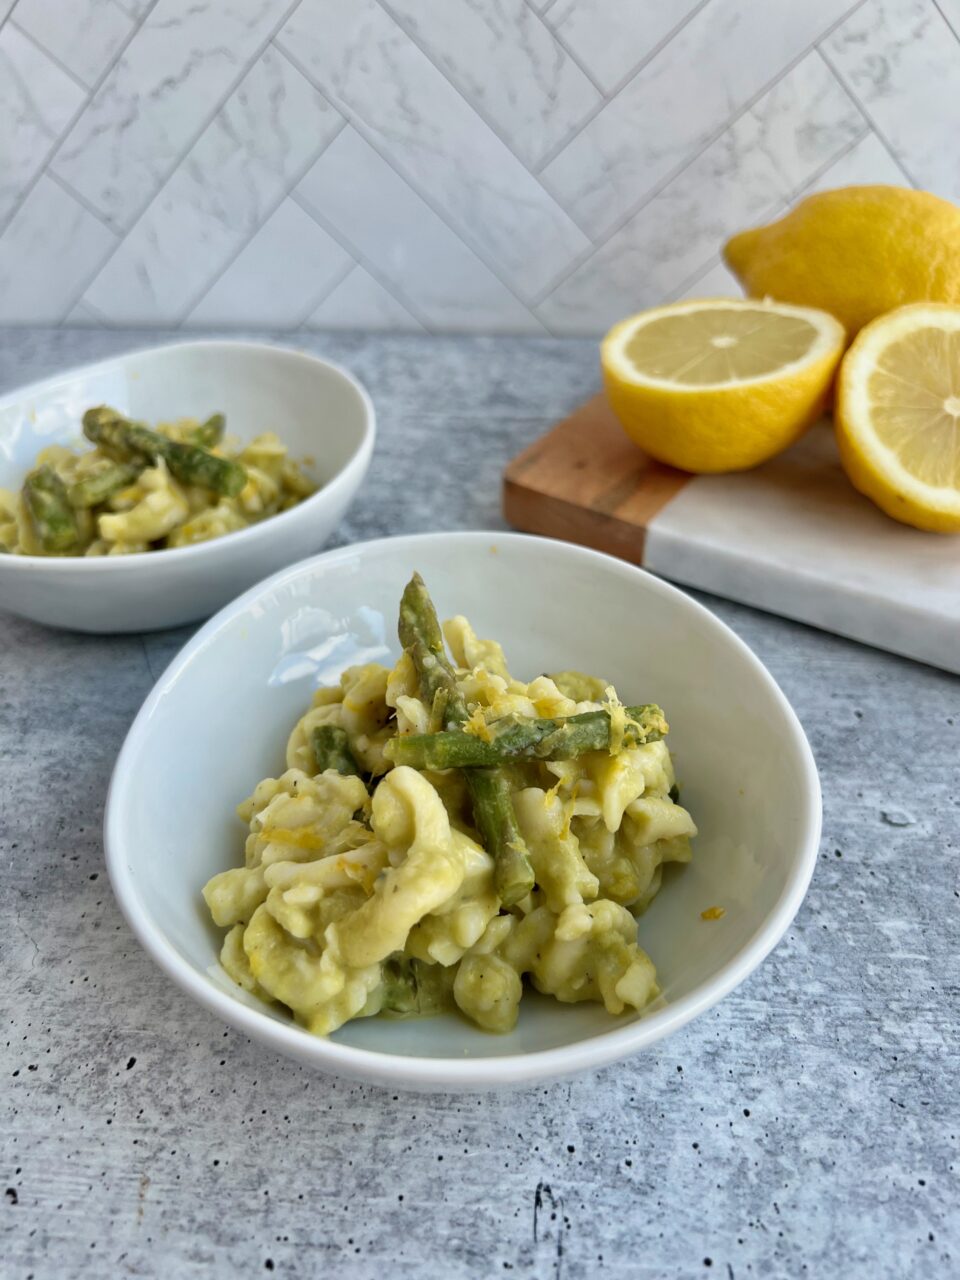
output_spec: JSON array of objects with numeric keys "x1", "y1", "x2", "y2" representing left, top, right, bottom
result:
[
  {"x1": 11, "y1": 0, "x2": 135, "y2": 89},
  {"x1": 304, "y1": 265, "x2": 425, "y2": 332},
  {"x1": 545, "y1": 0, "x2": 706, "y2": 96},
  {"x1": 1, "y1": 0, "x2": 955, "y2": 334},
  {"x1": 81, "y1": 47, "x2": 340, "y2": 323},
  {"x1": 540, "y1": 0, "x2": 859, "y2": 240},
  {"x1": 184, "y1": 197, "x2": 351, "y2": 327},
  {"x1": 0, "y1": 23, "x2": 86, "y2": 227},
  {"x1": 50, "y1": 0, "x2": 294, "y2": 230},
  {"x1": 380, "y1": 0, "x2": 601, "y2": 168},
  {"x1": 0, "y1": 177, "x2": 117, "y2": 323},
  {"x1": 275, "y1": 0, "x2": 589, "y2": 300},
  {"x1": 824, "y1": 0, "x2": 960, "y2": 202},
  {"x1": 538, "y1": 53, "x2": 866, "y2": 332},
  {"x1": 295, "y1": 126, "x2": 544, "y2": 333}
]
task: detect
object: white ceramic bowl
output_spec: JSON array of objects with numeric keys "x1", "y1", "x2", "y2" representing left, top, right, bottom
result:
[
  {"x1": 0, "y1": 340, "x2": 374, "y2": 632},
  {"x1": 106, "y1": 532, "x2": 821, "y2": 1090}
]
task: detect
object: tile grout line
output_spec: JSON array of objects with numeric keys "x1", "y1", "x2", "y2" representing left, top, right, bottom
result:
[
  {"x1": 525, "y1": 8, "x2": 606, "y2": 97},
  {"x1": 372, "y1": 0, "x2": 599, "y2": 186},
  {"x1": 48, "y1": 0, "x2": 309, "y2": 261},
  {"x1": 530, "y1": 0, "x2": 873, "y2": 308},
  {"x1": 273, "y1": 39, "x2": 548, "y2": 328},
  {"x1": 289, "y1": 187, "x2": 436, "y2": 333},
  {"x1": 175, "y1": 113, "x2": 349, "y2": 326},
  {"x1": 65, "y1": 297, "x2": 112, "y2": 326},
  {"x1": 53, "y1": 0, "x2": 313, "y2": 324},
  {"x1": 53, "y1": 221, "x2": 129, "y2": 324},
  {"x1": 114, "y1": 0, "x2": 159, "y2": 19},
  {"x1": 532, "y1": 0, "x2": 715, "y2": 178},
  {"x1": 0, "y1": 0, "x2": 155, "y2": 243},
  {"x1": 663, "y1": 124, "x2": 871, "y2": 306},
  {"x1": 46, "y1": 168, "x2": 122, "y2": 232},
  {"x1": 8, "y1": 17, "x2": 94, "y2": 92},
  {"x1": 294, "y1": 258, "x2": 358, "y2": 331},
  {"x1": 788, "y1": 121, "x2": 873, "y2": 199},
  {"x1": 815, "y1": 43, "x2": 919, "y2": 188},
  {"x1": 930, "y1": 0, "x2": 960, "y2": 42}
]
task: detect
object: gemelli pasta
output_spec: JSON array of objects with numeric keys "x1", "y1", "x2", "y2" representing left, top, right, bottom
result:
[
  {"x1": 0, "y1": 406, "x2": 315, "y2": 556},
  {"x1": 203, "y1": 575, "x2": 697, "y2": 1036}
]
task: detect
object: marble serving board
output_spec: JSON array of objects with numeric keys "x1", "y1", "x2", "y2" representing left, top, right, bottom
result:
[{"x1": 504, "y1": 395, "x2": 960, "y2": 675}]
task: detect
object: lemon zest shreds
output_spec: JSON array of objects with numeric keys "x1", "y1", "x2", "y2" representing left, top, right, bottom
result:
[
  {"x1": 462, "y1": 703, "x2": 494, "y2": 742},
  {"x1": 604, "y1": 686, "x2": 627, "y2": 756}
]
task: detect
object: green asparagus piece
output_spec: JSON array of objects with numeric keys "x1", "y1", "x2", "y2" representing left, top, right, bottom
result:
[
  {"x1": 311, "y1": 725, "x2": 361, "y2": 777},
  {"x1": 67, "y1": 460, "x2": 144, "y2": 508},
  {"x1": 388, "y1": 704, "x2": 667, "y2": 769},
  {"x1": 398, "y1": 572, "x2": 535, "y2": 906},
  {"x1": 22, "y1": 465, "x2": 81, "y2": 553},
  {"x1": 83, "y1": 406, "x2": 247, "y2": 497},
  {"x1": 188, "y1": 412, "x2": 225, "y2": 448},
  {"x1": 380, "y1": 958, "x2": 454, "y2": 1018},
  {"x1": 398, "y1": 572, "x2": 467, "y2": 725}
]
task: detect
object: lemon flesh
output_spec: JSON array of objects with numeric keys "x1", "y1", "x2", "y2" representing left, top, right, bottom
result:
[
  {"x1": 724, "y1": 185, "x2": 960, "y2": 337},
  {"x1": 836, "y1": 303, "x2": 960, "y2": 532},
  {"x1": 602, "y1": 299, "x2": 846, "y2": 473}
]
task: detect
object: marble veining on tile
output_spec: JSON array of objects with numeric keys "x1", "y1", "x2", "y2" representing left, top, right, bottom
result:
[
  {"x1": 380, "y1": 0, "x2": 601, "y2": 168},
  {"x1": 183, "y1": 197, "x2": 352, "y2": 327},
  {"x1": 545, "y1": 0, "x2": 706, "y2": 96},
  {"x1": 540, "y1": 0, "x2": 859, "y2": 240},
  {"x1": 0, "y1": 176, "x2": 117, "y2": 323},
  {"x1": 0, "y1": 0, "x2": 955, "y2": 333},
  {"x1": 275, "y1": 0, "x2": 590, "y2": 300},
  {"x1": 539, "y1": 53, "x2": 866, "y2": 333},
  {"x1": 823, "y1": 0, "x2": 960, "y2": 202},
  {"x1": 0, "y1": 23, "x2": 86, "y2": 227},
  {"x1": 11, "y1": 0, "x2": 136, "y2": 90},
  {"x1": 50, "y1": 0, "x2": 295, "y2": 230},
  {"x1": 82, "y1": 47, "x2": 340, "y2": 324},
  {"x1": 294, "y1": 126, "x2": 544, "y2": 333}
]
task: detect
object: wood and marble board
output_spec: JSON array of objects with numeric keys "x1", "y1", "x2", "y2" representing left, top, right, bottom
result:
[{"x1": 503, "y1": 394, "x2": 960, "y2": 675}]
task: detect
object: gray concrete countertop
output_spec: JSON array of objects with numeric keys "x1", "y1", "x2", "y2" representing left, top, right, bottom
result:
[{"x1": 1, "y1": 328, "x2": 957, "y2": 1280}]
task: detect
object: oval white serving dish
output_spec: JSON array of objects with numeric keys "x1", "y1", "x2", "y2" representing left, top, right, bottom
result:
[
  {"x1": 0, "y1": 340, "x2": 374, "y2": 632},
  {"x1": 105, "y1": 531, "x2": 821, "y2": 1090}
]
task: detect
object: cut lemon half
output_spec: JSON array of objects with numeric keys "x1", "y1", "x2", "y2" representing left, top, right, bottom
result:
[
  {"x1": 836, "y1": 303, "x2": 960, "y2": 532},
  {"x1": 601, "y1": 298, "x2": 846, "y2": 472}
]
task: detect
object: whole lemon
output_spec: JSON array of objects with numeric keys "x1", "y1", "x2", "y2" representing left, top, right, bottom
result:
[{"x1": 724, "y1": 186, "x2": 960, "y2": 336}]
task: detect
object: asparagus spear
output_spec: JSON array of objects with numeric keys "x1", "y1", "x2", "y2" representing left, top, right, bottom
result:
[
  {"x1": 22, "y1": 465, "x2": 81, "y2": 553},
  {"x1": 68, "y1": 460, "x2": 144, "y2": 509},
  {"x1": 83, "y1": 406, "x2": 246, "y2": 497},
  {"x1": 188, "y1": 413, "x2": 225, "y2": 448},
  {"x1": 311, "y1": 725, "x2": 361, "y2": 777},
  {"x1": 387, "y1": 704, "x2": 667, "y2": 769},
  {"x1": 398, "y1": 573, "x2": 535, "y2": 906}
]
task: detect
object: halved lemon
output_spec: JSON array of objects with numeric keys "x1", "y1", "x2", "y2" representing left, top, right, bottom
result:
[
  {"x1": 836, "y1": 303, "x2": 960, "y2": 532},
  {"x1": 601, "y1": 298, "x2": 846, "y2": 472}
]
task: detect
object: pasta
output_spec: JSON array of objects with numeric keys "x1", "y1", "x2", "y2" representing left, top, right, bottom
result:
[
  {"x1": 203, "y1": 575, "x2": 697, "y2": 1036},
  {"x1": 0, "y1": 405, "x2": 315, "y2": 556}
]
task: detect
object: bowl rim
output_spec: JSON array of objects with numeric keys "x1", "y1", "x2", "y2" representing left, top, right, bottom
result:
[
  {"x1": 0, "y1": 338, "x2": 376, "y2": 572},
  {"x1": 105, "y1": 530, "x2": 822, "y2": 1089}
]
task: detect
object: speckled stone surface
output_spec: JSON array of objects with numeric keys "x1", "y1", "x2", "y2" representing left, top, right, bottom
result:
[{"x1": 1, "y1": 329, "x2": 958, "y2": 1280}]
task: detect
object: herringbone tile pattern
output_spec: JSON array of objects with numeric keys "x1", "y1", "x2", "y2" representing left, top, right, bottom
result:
[{"x1": 1, "y1": 0, "x2": 953, "y2": 333}]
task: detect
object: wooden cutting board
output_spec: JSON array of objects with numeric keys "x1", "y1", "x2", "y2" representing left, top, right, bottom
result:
[{"x1": 503, "y1": 393, "x2": 960, "y2": 674}]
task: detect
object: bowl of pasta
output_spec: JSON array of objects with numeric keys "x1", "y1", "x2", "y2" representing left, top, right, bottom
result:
[
  {"x1": 0, "y1": 340, "x2": 374, "y2": 632},
  {"x1": 106, "y1": 531, "x2": 821, "y2": 1090}
]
